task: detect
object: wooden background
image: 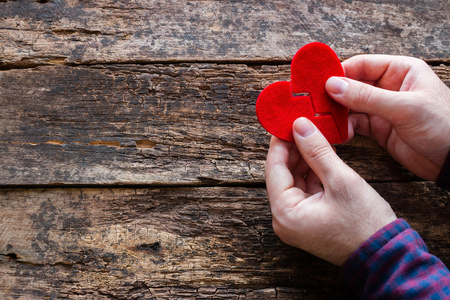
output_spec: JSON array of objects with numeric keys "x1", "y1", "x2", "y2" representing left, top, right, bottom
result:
[{"x1": 0, "y1": 1, "x2": 449, "y2": 299}]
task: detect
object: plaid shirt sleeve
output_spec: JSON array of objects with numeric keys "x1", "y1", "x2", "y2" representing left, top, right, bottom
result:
[{"x1": 341, "y1": 218, "x2": 450, "y2": 299}]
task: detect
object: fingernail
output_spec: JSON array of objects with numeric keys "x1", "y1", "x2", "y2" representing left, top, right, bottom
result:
[
  {"x1": 326, "y1": 77, "x2": 349, "y2": 95},
  {"x1": 294, "y1": 117, "x2": 315, "y2": 138}
]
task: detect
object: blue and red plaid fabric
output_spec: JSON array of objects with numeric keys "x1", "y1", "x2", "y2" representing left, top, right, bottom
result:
[{"x1": 341, "y1": 218, "x2": 450, "y2": 299}]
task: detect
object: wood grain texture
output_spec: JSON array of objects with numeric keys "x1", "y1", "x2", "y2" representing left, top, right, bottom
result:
[
  {"x1": 1, "y1": 63, "x2": 448, "y2": 185},
  {"x1": 1, "y1": 0, "x2": 449, "y2": 298},
  {"x1": 0, "y1": 183, "x2": 448, "y2": 299},
  {"x1": 0, "y1": 0, "x2": 449, "y2": 67}
]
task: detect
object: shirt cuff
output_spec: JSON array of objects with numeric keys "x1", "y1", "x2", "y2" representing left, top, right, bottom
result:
[
  {"x1": 340, "y1": 218, "x2": 450, "y2": 299},
  {"x1": 341, "y1": 218, "x2": 412, "y2": 283}
]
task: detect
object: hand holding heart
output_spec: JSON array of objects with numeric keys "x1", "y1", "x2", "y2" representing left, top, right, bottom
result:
[
  {"x1": 266, "y1": 118, "x2": 397, "y2": 266},
  {"x1": 262, "y1": 44, "x2": 397, "y2": 266},
  {"x1": 265, "y1": 52, "x2": 450, "y2": 265},
  {"x1": 327, "y1": 55, "x2": 450, "y2": 181}
]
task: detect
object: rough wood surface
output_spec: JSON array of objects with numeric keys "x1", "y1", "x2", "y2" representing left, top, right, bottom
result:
[
  {"x1": 1, "y1": 63, "x2": 448, "y2": 185},
  {"x1": 0, "y1": 183, "x2": 448, "y2": 299},
  {"x1": 0, "y1": 0, "x2": 449, "y2": 67},
  {"x1": 1, "y1": 1, "x2": 449, "y2": 298}
]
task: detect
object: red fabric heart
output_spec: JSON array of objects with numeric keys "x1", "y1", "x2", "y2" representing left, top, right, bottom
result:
[{"x1": 256, "y1": 42, "x2": 348, "y2": 144}]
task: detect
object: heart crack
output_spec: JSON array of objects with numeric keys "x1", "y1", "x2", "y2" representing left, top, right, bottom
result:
[{"x1": 293, "y1": 92, "x2": 333, "y2": 117}]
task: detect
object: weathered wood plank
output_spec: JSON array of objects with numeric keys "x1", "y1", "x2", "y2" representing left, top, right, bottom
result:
[
  {"x1": 0, "y1": 0, "x2": 449, "y2": 67},
  {"x1": 1, "y1": 64, "x2": 448, "y2": 185},
  {"x1": 0, "y1": 183, "x2": 448, "y2": 298}
]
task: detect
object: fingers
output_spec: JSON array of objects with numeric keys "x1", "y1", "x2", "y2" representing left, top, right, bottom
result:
[
  {"x1": 348, "y1": 113, "x2": 371, "y2": 138},
  {"x1": 265, "y1": 137, "x2": 306, "y2": 203},
  {"x1": 292, "y1": 158, "x2": 309, "y2": 191},
  {"x1": 305, "y1": 169, "x2": 323, "y2": 195},
  {"x1": 326, "y1": 76, "x2": 410, "y2": 122},
  {"x1": 292, "y1": 117, "x2": 349, "y2": 188},
  {"x1": 341, "y1": 54, "x2": 417, "y2": 91}
]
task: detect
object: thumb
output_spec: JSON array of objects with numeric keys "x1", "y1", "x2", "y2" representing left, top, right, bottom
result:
[
  {"x1": 326, "y1": 76, "x2": 409, "y2": 121},
  {"x1": 292, "y1": 117, "x2": 349, "y2": 186}
]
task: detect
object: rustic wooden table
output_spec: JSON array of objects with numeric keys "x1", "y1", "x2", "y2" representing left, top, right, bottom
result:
[{"x1": 0, "y1": 1, "x2": 449, "y2": 299}]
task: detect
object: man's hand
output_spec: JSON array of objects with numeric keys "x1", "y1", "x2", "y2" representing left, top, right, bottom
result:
[
  {"x1": 266, "y1": 117, "x2": 397, "y2": 266},
  {"x1": 326, "y1": 55, "x2": 450, "y2": 181}
]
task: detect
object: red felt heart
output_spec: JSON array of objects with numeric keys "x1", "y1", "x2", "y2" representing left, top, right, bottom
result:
[{"x1": 256, "y1": 42, "x2": 348, "y2": 144}]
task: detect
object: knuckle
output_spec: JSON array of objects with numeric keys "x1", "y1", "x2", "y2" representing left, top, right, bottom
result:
[
  {"x1": 309, "y1": 143, "x2": 332, "y2": 162},
  {"x1": 272, "y1": 219, "x2": 282, "y2": 236},
  {"x1": 356, "y1": 84, "x2": 374, "y2": 107},
  {"x1": 272, "y1": 218, "x2": 289, "y2": 243},
  {"x1": 270, "y1": 202, "x2": 289, "y2": 222},
  {"x1": 270, "y1": 204, "x2": 283, "y2": 218},
  {"x1": 272, "y1": 220, "x2": 293, "y2": 246},
  {"x1": 271, "y1": 206, "x2": 295, "y2": 239},
  {"x1": 411, "y1": 57, "x2": 428, "y2": 69}
]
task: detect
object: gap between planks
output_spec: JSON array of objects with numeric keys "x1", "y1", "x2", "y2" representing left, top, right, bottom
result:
[
  {"x1": 1, "y1": 58, "x2": 449, "y2": 71},
  {"x1": 0, "y1": 178, "x2": 431, "y2": 190}
]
